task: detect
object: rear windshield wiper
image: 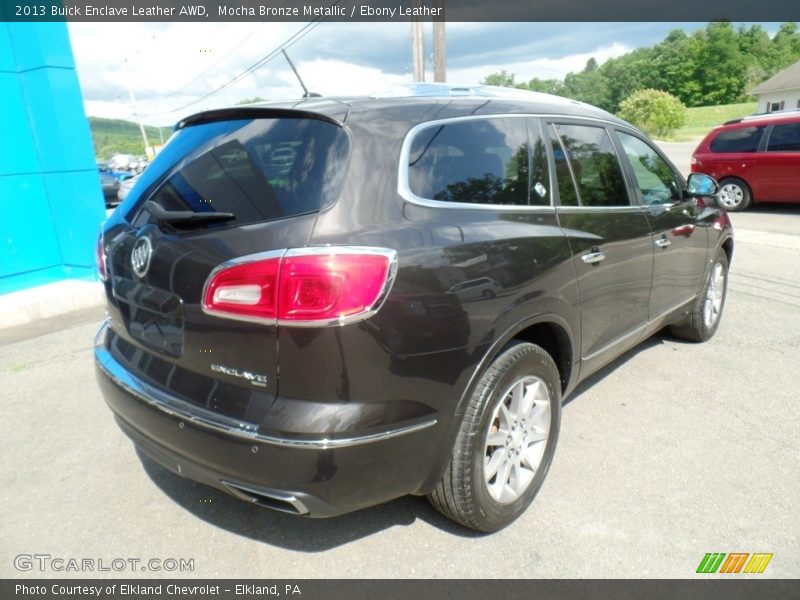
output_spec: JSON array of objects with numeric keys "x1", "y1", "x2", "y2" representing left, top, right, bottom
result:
[{"x1": 145, "y1": 201, "x2": 235, "y2": 224}]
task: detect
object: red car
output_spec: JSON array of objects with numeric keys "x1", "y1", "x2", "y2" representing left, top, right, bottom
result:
[{"x1": 691, "y1": 111, "x2": 800, "y2": 211}]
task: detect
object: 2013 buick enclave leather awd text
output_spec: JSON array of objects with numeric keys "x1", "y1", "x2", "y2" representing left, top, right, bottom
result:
[{"x1": 94, "y1": 85, "x2": 733, "y2": 532}]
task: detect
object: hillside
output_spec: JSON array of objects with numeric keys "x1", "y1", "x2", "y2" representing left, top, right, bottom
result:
[
  {"x1": 669, "y1": 102, "x2": 758, "y2": 141},
  {"x1": 89, "y1": 117, "x2": 170, "y2": 160}
]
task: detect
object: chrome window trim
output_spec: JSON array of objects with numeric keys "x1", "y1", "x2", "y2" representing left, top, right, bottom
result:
[
  {"x1": 200, "y1": 246, "x2": 398, "y2": 328},
  {"x1": 556, "y1": 205, "x2": 648, "y2": 214},
  {"x1": 397, "y1": 113, "x2": 626, "y2": 212},
  {"x1": 95, "y1": 322, "x2": 436, "y2": 449}
]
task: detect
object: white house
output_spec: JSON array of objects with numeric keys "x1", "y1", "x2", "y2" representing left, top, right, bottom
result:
[{"x1": 751, "y1": 60, "x2": 800, "y2": 113}]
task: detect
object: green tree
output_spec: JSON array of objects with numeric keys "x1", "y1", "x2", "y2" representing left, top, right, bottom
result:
[
  {"x1": 481, "y1": 70, "x2": 516, "y2": 87},
  {"x1": 479, "y1": 22, "x2": 800, "y2": 112},
  {"x1": 524, "y1": 77, "x2": 564, "y2": 95},
  {"x1": 696, "y1": 22, "x2": 747, "y2": 105},
  {"x1": 599, "y1": 48, "x2": 652, "y2": 112},
  {"x1": 617, "y1": 89, "x2": 686, "y2": 138},
  {"x1": 562, "y1": 58, "x2": 612, "y2": 110}
]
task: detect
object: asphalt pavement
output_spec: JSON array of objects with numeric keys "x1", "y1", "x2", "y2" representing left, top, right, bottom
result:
[{"x1": 1, "y1": 192, "x2": 798, "y2": 579}]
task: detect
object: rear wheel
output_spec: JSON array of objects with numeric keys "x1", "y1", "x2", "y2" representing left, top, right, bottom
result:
[
  {"x1": 718, "y1": 178, "x2": 752, "y2": 212},
  {"x1": 429, "y1": 342, "x2": 561, "y2": 532},
  {"x1": 671, "y1": 250, "x2": 729, "y2": 342}
]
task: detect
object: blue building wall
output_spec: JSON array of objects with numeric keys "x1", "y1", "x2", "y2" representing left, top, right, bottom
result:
[{"x1": 0, "y1": 22, "x2": 105, "y2": 294}]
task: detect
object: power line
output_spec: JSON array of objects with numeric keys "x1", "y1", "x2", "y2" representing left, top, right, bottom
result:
[
  {"x1": 139, "y1": 4, "x2": 341, "y2": 118},
  {"x1": 169, "y1": 22, "x2": 268, "y2": 97}
]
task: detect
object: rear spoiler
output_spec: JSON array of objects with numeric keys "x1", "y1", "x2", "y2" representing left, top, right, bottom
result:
[{"x1": 176, "y1": 107, "x2": 345, "y2": 131}]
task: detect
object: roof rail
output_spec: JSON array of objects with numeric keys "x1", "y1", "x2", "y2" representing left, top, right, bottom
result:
[
  {"x1": 725, "y1": 108, "x2": 800, "y2": 125},
  {"x1": 369, "y1": 82, "x2": 580, "y2": 104}
]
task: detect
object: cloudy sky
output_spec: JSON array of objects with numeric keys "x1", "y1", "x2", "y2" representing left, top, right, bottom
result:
[{"x1": 67, "y1": 22, "x2": 778, "y2": 127}]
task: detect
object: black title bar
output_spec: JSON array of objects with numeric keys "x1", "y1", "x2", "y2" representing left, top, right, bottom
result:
[{"x1": 1, "y1": 0, "x2": 799, "y2": 22}]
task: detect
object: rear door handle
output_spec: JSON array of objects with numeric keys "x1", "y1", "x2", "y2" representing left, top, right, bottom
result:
[
  {"x1": 581, "y1": 248, "x2": 606, "y2": 264},
  {"x1": 655, "y1": 236, "x2": 672, "y2": 248}
]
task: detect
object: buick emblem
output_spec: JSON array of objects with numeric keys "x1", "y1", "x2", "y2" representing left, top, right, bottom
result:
[{"x1": 131, "y1": 237, "x2": 152, "y2": 278}]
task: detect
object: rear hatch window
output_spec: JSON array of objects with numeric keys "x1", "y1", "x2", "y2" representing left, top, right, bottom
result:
[{"x1": 126, "y1": 115, "x2": 350, "y2": 228}]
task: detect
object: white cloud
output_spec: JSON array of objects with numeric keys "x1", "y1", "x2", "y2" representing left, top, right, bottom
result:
[
  {"x1": 68, "y1": 22, "x2": 634, "y2": 126},
  {"x1": 447, "y1": 42, "x2": 631, "y2": 85},
  {"x1": 291, "y1": 58, "x2": 410, "y2": 95}
]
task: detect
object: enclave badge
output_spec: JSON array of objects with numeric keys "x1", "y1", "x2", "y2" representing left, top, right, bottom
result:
[
  {"x1": 131, "y1": 237, "x2": 152, "y2": 278},
  {"x1": 210, "y1": 364, "x2": 268, "y2": 387}
]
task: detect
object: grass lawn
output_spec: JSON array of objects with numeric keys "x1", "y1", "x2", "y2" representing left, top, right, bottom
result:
[{"x1": 668, "y1": 102, "x2": 758, "y2": 141}]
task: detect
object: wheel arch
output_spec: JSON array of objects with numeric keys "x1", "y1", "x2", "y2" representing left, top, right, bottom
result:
[
  {"x1": 417, "y1": 313, "x2": 578, "y2": 495},
  {"x1": 721, "y1": 235, "x2": 734, "y2": 265}
]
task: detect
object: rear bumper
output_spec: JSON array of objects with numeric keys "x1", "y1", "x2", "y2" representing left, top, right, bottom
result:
[{"x1": 94, "y1": 322, "x2": 440, "y2": 517}]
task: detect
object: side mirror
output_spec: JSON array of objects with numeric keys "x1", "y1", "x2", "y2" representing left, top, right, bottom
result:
[{"x1": 687, "y1": 173, "x2": 719, "y2": 197}]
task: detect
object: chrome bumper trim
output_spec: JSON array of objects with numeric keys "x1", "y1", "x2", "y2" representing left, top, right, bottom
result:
[{"x1": 94, "y1": 322, "x2": 437, "y2": 449}]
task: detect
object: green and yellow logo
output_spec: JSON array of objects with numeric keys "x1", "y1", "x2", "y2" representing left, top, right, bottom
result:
[{"x1": 696, "y1": 552, "x2": 773, "y2": 574}]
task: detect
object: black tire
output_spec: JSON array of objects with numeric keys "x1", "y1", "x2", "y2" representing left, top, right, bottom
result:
[
  {"x1": 718, "y1": 177, "x2": 752, "y2": 212},
  {"x1": 670, "y1": 250, "x2": 729, "y2": 342},
  {"x1": 429, "y1": 342, "x2": 561, "y2": 532}
]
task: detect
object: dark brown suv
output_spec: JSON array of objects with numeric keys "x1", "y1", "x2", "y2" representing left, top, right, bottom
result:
[{"x1": 95, "y1": 85, "x2": 732, "y2": 532}]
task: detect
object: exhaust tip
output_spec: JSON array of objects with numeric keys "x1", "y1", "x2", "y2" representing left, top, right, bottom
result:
[{"x1": 221, "y1": 481, "x2": 309, "y2": 515}]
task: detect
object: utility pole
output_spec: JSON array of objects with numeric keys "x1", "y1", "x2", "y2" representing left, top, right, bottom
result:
[
  {"x1": 432, "y1": 2, "x2": 446, "y2": 82},
  {"x1": 411, "y1": 0, "x2": 424, "y2": 82},
  {"x1": 127, "y1": 87, "x2": 151, "y2": 156},
  {"x1": 123, "y1": 58, "x2": 151, "y2": 157}
]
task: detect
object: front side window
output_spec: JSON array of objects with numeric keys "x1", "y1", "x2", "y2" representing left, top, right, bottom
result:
[
  {"x1": 767, "y1": 122, "x2": 800, "y2": 152},
  {"x1": 710, "y1": 126, "x2": 765, "y2": 153},
  {"x1": 617, "y1": 132, "x2": 682, "y2": 205},
  {"x1": 407, "y1": 117, "x2": 546, "y2": 206},
  {"x1": 552, "y1": 123, "x2": 629, "y2": 207}
]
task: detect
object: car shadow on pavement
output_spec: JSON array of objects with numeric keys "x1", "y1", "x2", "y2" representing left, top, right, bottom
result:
[
  {"x1": 563, "y1": 331, "x2": 678, "y2": 405},
  {"x1": 136, "y1": 449, "x2": 485, "y2": 550},
  {"x1": 745, "y1": 202, "x2": 800, "y2": 215},
  {"x1": 137, "y1": 329, "x2": 686, "y2": 549}
]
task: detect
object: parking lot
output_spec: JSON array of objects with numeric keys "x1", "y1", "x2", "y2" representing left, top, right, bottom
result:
[{"x1": 2, "y1": 189, "x2": 799, "y2": 578}]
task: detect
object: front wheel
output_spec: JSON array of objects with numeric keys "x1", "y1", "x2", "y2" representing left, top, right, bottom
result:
[
  {"x1": 671, "y1": 250, "x2": 729, "y2": 342},
  {"x1": 429, "y1": 342, "x2": 561, "y2": 532}
]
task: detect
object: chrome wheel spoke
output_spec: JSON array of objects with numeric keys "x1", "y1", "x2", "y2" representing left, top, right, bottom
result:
[
  {"x1": 485, "y1": 447, "x2": 507, "y2": 480},
  {"x1": 491, "y1": 457, "x2": 513, "y2": 500},
  {"x1": 520, "y1": 380, "x2": 539, "y2": 415},
  {"x1": 511, "y1": 455, "x2": 534, "y2": 496},
  {"x1": 521, "y1": 441, "x2": 546, "y2": 471},
  {"x1": 509, "y1": 382, "x2": 524, "y2": 418},
  {"x1": 486, "y1": 431, "x2": 507, "y2": 446},
  {"x1": 526, "y1": 429, "x2": 548, "y2": 444},
  {"x1": 703, "y1": 263, "x2": 725, "y2": 328},
  {"x1": 483, "y1": 374, "x2": 552, "y2": 504},
  {"x1": 498, "y1": 403, "x2": 513, "y2": 429}
]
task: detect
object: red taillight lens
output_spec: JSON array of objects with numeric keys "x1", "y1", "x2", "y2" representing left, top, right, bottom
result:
[
  {"x1": 203, "y1": 248, "x2": 396, "y2": 325},
  {"x1": 96, "y1": 234, "x2": 107, "y2": 281},
  {"x1": 203, "y1": 257, "x2": 281, "y2": 320}
]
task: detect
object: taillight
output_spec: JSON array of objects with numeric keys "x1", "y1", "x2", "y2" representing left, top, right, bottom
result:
[
  {"x1": 202, "y1": 247, "x2": 397, "y2": 326},
  {"x1": 96, "y1": 234, "x2": 107, "y2": 281}
]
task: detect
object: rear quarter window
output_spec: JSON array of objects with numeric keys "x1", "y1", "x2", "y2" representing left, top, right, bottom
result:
[
  {"x1": 767, "y1": 122, "x2": 800, "y2": 152},
  {"x1": 709, "y1": 126, "x2": 765, "y2": 153},
  {"x1": 406, "y1": 117, "x2": 550, "y2": 207},
  {"x1": 129, "y1": 117, "x2": 350, "y2": 228}
]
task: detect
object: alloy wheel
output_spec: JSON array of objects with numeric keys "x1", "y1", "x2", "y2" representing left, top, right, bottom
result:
[
  {"x1": 703, "y1": 262, "x2": 725, "y2": 328},
  {"x1": 483, "y1": 375, "x2": 551, "y2": 504}
]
